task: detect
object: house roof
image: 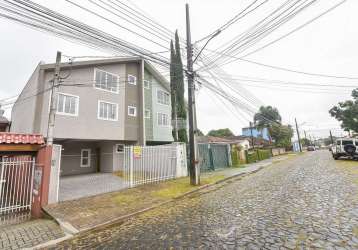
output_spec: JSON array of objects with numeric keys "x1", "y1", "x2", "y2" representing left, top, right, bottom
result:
[
  {"x1": 196, "y1": 136, "x2": 232, "y2": 144},
  {"x1": 225, "y1": 135, "x2": 270, "y2": 145},
  {"x1": 0, "y1": 116, "x2": 9, "y2": 124},
  {"x1": 0, "y1": 133, "x2": 45, "y2": 145}
]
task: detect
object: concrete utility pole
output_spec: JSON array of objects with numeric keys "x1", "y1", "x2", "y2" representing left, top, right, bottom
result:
[
  {"x1": 47, "y1": 51, "x2": 62, "y2": 146},
  {"x1": 304, "y1": 130, "x2": 308, "y2": 145},
  {"x1": 249, "y1": 122, "x2": 255, "y2": 149},
  {"x1": 186, "y1": 4, "x2": 199, "y2": 185},
  {"x1": 295, "y1": 118, "x2": 302, "y2": 152},
  {"x1": 329, "y1": 130, "x2": 334, "y2": 144}
]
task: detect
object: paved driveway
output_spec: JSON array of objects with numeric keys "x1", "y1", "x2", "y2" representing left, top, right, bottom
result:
[
  {"x1": 59, "y1": 173, "x2": 128, "y2": 201},
  {"x1": 54, "y1": 151, "x2": 358, "y2": 249}
]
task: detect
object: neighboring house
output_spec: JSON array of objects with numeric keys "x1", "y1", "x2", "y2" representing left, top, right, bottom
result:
[
  {"x1": 11, "y1": 57, "x2": 173, "y2": 176},
  {"x1": 226, "y1": 135, "x2": 270, "y2": 148},
  {"x1": 292, "y1": 141, "x2": 301, "y2": 152},
  {"x1": 242, "y1": 127, "x2": 270, "y2": 141},
  {"x1": 0, "y1": 107, "x2": 10, "y2": 132},
  {"x1": 197, "y1": 136, "x2": 250, "y2": 150}
]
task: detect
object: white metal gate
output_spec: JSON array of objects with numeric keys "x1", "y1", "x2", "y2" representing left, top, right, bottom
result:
[
  {"x1": 0, "y1": 156, "x2": 35, "y2": 224},
  {"x1": 124, "y1": 144, "x2": 188, "y2": 188}
]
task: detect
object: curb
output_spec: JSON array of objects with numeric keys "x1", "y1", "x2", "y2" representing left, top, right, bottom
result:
[{"x1": 38, "y1": 156, "x2": 291, "y2": 248}]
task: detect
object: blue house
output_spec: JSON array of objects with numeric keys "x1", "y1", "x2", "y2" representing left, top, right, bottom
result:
[{"x1": 242, "y1": 127, "x2": 270, "y2": 141}]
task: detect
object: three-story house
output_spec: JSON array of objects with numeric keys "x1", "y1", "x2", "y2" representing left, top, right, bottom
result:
[{"x1": 11, "y1": 57, "x2": 173, "y2": 176}]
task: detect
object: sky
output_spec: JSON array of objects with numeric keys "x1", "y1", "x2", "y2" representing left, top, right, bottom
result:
[{"x1": 0, "y1": 0, "x2": 356, "y2": 140}]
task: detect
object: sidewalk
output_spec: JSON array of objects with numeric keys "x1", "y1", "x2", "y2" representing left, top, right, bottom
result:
[
  {"x1": 43, "y1": 155, "x2": 291, "y2": 234},
  {"x1": 0, "y1": 154, "x2": 293, "y2": 250},
  {"x1": 0, "y1": 219, "x2": 65, "y2": 250}
]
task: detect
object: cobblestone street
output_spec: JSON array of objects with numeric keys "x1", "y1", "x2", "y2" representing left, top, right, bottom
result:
[{"x1": 50, "y1": 151, "x2": 358, "y2": 249}]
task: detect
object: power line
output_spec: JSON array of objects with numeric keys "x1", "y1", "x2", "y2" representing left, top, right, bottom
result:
[
  {"x1": 199, "y1": 73, "x2": 358, "y2": 88},
  {"x1": 202, "y1": 0, "x2": 317, "y2": 68},
  {"x1": 195, "y1": 0, "x2": 269, "y2": 43},
  {"x1": 242, "y1": 0, "x2": 347, "y2": 57}
]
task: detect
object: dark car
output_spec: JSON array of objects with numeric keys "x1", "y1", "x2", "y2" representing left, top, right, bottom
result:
[{"x1": 307, "y1": 146, "x2": 315, "y2": 151}]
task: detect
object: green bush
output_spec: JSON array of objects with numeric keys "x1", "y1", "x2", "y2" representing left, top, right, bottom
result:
[
  {"x1": 257, "y1": 149, "x2": 271, "y2": 160},
  {"x1": 246, "y1": 150, "x2": 258, "y2": 164},
  {"x1": 245, "y1": 149, "x2": 271, "y2": 164}
]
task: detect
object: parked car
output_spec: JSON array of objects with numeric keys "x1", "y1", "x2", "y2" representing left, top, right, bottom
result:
[
  {"x1": 307, "y1": 145, "x2": 316, "y2": 151},
  {"x1": 331, "y1": 138, "x2": 358, "y2": 160}
]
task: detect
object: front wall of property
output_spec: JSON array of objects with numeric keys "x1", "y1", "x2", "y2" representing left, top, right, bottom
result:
[
  {"x1": 38, "y1": 64, "x2": 126, "y2": 140},
  {"x1": 151, "y1": 77, "x2": 173, "y2": 142}
]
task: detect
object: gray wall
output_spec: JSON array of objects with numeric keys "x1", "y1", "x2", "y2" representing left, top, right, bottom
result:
[
  {"x1": 151, "y1": 76, "x2": 173, "y2": 142},
  {"x1": 10, "y1": 64, "x2": 41, "y2": 134},
  {"x1": 11, "y1": 59, "x2": 172, "y2": 144},
  {"x1": 144, "y1": 69, "x2": 154, "y2": 141},
  {"x1": 60, "y1": 141, "x2": 98, "y2": 176},
  {"x1": 124, "y1": 62, "x2": 140, "y2": 141},
  {"x1": 38, "y1": 64, "x2": 126, "y2": 140},
  {"x1": 59, "y1": 140, "x2": 126, "y2": 176}
]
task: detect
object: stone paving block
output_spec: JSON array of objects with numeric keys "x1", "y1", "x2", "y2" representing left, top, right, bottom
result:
[
  {"x1": 52, "y1": 151, "x2": 358, "y2": 249},
  {"x1": 0, "y1": 219, "x2": 65, "y2": 250}
]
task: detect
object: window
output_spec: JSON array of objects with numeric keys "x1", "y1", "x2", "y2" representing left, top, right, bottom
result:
[
  {"x1": 128, "y1": 106, "x2": 137, "y2": 117},
  {"x1": 56, "y1": 93, "x2": 79, "y2": 116},
  {"x1": 145, "y1": 109, "x2": 151, "y2": 119},
  {"x1": 115, "y1": 144, "x2": 124, "y2": 153},
  {"x1": 157, "y1": 90, "x2": 170, "y2": 105},
  {"x1": 80, "y1": 149, "x2": 91, "y2": 168},
  {"x1": 342, "y1": 140, "x2": 353, "y2": 145},
  {"x1": 94, "y1": 69, "x2": 119, "y2": 93},
  {"x1": 128, "y1": 75, "x2": 137, "y2": 85},
  {"x1": 157, "y1": 113, "x2": 169, "y2": 126},
  {"x1": 144, "y1": 80, "x2": 150, "y2": 89},
  {"x1": 98, "y1": 101, "x2": 118, "y2": 121}
]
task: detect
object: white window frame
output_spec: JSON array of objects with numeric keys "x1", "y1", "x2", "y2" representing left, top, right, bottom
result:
[
  {"x1": 157, "y1": 89, "x2": 170, "y2": 106},
  {"x1": 97, "y1": 100, "x2": 119, "y2": 121},
  {"x1": 128, "y1": 74, "x2": 137, "y2": 85},
  {"x1": 80, "y1": 149, "x2": 91, "y2": 168},
  {"x1": 56, "y1": 92, "x2": 79, "y2": 117},
  {"x1": 93, "y1": 68, "x2": 120, "y2": 94},
  {"x1": 157, "y1": 112, "x2": 170, "y2": 127},
  {"x1": 144, "y1": 109, "x2": 151, "y2": 119},
  {"x1": 143, "y1": 79, "x2": 150, "y2": 89},
  {"x1": 128, "y1": 105, "x2": 137, "y2": 117},
  {"x1": 115, "y1": 144, "x2": 125, "y2": 153}
]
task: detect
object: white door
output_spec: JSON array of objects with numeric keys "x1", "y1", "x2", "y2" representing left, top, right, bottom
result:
[{"x1": 48, "y1": 144, "x2": 62, "y2": 204}]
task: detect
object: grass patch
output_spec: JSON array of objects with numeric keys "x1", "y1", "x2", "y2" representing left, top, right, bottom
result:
[
  {"x1": 152, "y1": 174, "x2": 226, "y2": 199},
  {"x1": 114, "y1": 171, "x2": 124, "y2": 178}
]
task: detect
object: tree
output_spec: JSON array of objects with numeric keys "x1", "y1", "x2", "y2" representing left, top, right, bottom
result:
[
  {"x1": 270, "y1": 124, "x2": 294, "y2": 148},
  {"x1": 196, "y1": 129, "x2": 204, "y2": 136},
  {"x1": 329, "y1": 88, "x2": 358, "y2": 133},
  {"x1": 254, "y1": 106, "x2": 282, "y2": 131},
  {"x1": 300, "y1": 138, "x2": 311, "y2": 146},
  {"x1": 207, "y1": 128, "x2": 234, "y2": 137},
  {"x1": 170, "y1": 30, "x2": 187, "y2": 142},
  {"x1": 170, "y1": 40, "x2": 177, "y2": 141}
]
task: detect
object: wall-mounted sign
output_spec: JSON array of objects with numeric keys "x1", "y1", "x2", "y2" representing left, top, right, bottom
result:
[
  {"x1": 133, "y1": 146, "x2": 142, "y2": 159},
  {"x1": 33, "y1": 168, "x2": 42, "y2": 196}
]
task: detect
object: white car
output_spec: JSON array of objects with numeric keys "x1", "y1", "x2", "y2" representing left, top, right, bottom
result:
[{"x1": 331, "y1": 138, "x2": 358, "y2": 160}]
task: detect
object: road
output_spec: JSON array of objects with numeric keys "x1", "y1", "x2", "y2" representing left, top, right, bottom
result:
[{"x1": 51, "y1": 151, "x2": 358, "y2": 249}]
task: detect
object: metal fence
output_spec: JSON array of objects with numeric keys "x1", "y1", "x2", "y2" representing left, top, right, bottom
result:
[
  {"x1": 0, "y1": 156, "x2": 35, "y2": 225},
  {"x1": 198, "y1": 143, "x2": 231, "y2": 172},
  {"x1": 124, "y1": 144, "x2": 187, "y2": 187}
]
